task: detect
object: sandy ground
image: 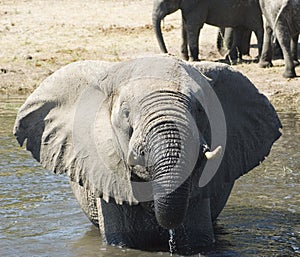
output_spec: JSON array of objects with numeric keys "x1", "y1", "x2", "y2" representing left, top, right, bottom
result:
[{"x1": 0, "y1": 0, "x2": 299, "y2": 113}]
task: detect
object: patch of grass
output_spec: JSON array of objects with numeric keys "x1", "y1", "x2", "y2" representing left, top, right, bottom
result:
[{"x1": 107, "y1": 43, "x2": 121, "y2": 61}]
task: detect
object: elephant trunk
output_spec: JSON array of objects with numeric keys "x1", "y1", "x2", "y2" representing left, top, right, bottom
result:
[
  {"x1": 152, "y1": 6, "x2": 168, "y2": 53},
  {"x1": 141, "y1": 91, "x2": 199, "y2": 229},
  {"x1": 152, "y1": 0, "x2": 181, "y2": 54},
  {"x1": 152, "y1": 146, "x2": 192, "y2": 229}
]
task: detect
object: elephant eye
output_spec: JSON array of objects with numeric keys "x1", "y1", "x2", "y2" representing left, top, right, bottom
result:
[
  {"x1": 122, "y1": 108, "x2": 130, "y2": 119},
  {"x1": 120, "y1": 102, "x2": 130, "y2": 119},
  {"x1": 128, "y1": 126, "x2": 133, "y2": 138},
  {"x1": 120, "y1": 102, "x2": 133, "y2": 138}
]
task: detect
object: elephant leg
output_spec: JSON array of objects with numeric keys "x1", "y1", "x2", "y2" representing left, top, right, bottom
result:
[
  {"x1": 291, "y1": 34, "x2": 299, "y2": 66},
  {"x1": 186, "y1": 22, "x2": 202, "y2": 61},
  {"x1": 181, "y1": 17, "x2": 189, "y2": 61},
  {"x1": 259, "y1": 24, "x2": 273, "y2": 68},
  {"x1": 227, "y1": 27, "x2": 243, "y2": 64},
  {"x1": 273, "y1": 39, "x2": 283, "y2": 60},
  {"x1": 175, "y1": 197, "x2": 215, "y2": 253},
  {"x1": 210, "y1": 182, "x2": 234, "y2": 221},
  {"x1": 97, "y1": 199, "x2": 168, "y2": 251},
  {"x1": 217, "y1": 27, "x2": 234, "y2": 58},
  {"x1": 240, "y1": 29, "x2": 252, "y2": 56},
  {"x1": 224, "y1": 27, "x2": 234, "y2": 51},
  {"x1": 97, "y1": 197, "x2": 215, "y2": 254},
  {"x1": 69, "y1": 181, "x2": 99, "y2": 227},
  {"x1": 253, "y1": 26, "x2": 264, "y2": 59},
  {"x1": 275, "y1": 23, "x2": 296, "y2": 78},
  {"x1": 226, "y1": 27, "x2": 252, "y2": 63},
  {"x1": 217, "y1": 27, "x2": 227, "y2": 56}
]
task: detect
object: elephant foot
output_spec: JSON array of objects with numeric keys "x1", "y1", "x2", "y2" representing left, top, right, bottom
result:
[
  {"x1": 241, "y1": 54, "x2": 252, "y2": 61},
  {"x1": 224, "y1": 54, "x2": 239, "y2": 65},
  {"x1": 181, "y1": 51, "x2": 189, "y2": 61},
  {"x1": 283, "y1": 69, "x2": 296, "y2": 78},
  {"x1": 189, "y1": 57, "x2": 200, "y2": 62},
  {"x1": 229, "y1": 59, "x2": 238, "y2": 65},
  {"x1": 259, "y1": 60, "x2": 273, "y2": 68},
  {"x1": 252, "y1": 55, "x2": 260, "y2": 63}
]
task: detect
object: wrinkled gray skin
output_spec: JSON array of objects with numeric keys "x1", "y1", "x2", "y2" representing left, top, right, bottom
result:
[
  {"x1": 153, "y1": 0, "x2": 263, "y2": 62},
  {"x1": 259, "y1": 0, "x2": 300, "y2": 78},
  {"x1": 14, "y1": 56, "x2": 281, "y2": 255}
]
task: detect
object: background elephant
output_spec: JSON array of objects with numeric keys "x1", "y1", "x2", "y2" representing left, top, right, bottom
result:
[
  {"x1": 217, "y1": 27, "x2": 284, "y2": 62},
  {"x1": 152, "y1": 0, "x2": 263, "y2": 61},
  {"x1": 259, "y1": 0, "x2": 300, "y2": 78},
  {"x1": 217, "y1": 27, "x2": 252, "y2": 62},
  {"x1": 14, "y1": 56, "x2": 281, "y2": 255}
]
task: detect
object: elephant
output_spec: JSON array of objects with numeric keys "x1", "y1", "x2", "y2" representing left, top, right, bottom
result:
[
  {"x1": 259, "y1": 0, "x2": 300, "y2": 78},
  {"x1": 14, "y1": 55, "x2": 282, "y2": 255},
  {"x1": 217, "y1": 27, "x2": 253, "y2": 62},
  {"x1": 217, "y1": 27, "x2": 285, "y2": 62},
  {"x1": 152, "y1": 0, "x2": 264, "y2": 62}
]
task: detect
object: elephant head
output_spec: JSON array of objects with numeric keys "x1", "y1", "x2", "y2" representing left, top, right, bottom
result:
[
  {"x1": 111, "y1": 81, "x2": 201, "y2": 228},
  {"x1": 14, "y1": 56, "x2": 281, "y2": 232},
  {"x1": 152, "y1": 0, "x2": 181, "y2": 54}
]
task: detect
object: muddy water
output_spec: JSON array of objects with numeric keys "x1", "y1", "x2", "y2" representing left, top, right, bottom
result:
[{"x1": 0, "y1": 97, "x2": 299, "y2": 257}]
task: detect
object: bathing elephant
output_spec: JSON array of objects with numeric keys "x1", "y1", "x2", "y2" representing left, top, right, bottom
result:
[
  {"x1": 14, "y1": 56, "x2": 281, "y2": 255},
  {"x1": 152, "y1": 0, "x2": 263, "y2": 62},
  {"x1": 259, "y1": 0, "x2": 300, "y2": 78}
]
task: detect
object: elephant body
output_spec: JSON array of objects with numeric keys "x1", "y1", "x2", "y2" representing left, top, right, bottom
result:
[
  {"x1": 259, "y1": 0, "x2": 300, "y2": 78},
  {"x1": 14, "y1": 56, "x2": 281, "y2": 255},
  {"x1": 70, "y1": 180, "x2": 222, "y2": 252},
  {"x1": 153, "y1": 0, "x2": 263, "y2": 62}
]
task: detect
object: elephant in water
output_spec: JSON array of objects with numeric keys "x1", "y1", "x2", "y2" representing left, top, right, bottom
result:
[
  {"x1": 14, "y1": 55, "x2": 281, "y2": 255},
  {"x1": 152, "y1": 0, "x2": 263, "y2": 62}
]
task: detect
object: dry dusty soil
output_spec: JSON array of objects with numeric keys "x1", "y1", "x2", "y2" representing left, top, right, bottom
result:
[{"x1": 0, "y1": 0, "x2": 299, "y2": 113}]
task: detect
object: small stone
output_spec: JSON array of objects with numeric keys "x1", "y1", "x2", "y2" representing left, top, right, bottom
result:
[{"x1": 24, "y1": 55, "x2": 33, "y2": 60}]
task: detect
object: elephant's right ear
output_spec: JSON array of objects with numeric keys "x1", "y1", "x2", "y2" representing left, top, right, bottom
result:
[
  {"x1": 13, "y1": 61, "x2": 137, "y2": 205},
  {"x1": 188, "y1": 61, "x2": 282, "y2": 195}
]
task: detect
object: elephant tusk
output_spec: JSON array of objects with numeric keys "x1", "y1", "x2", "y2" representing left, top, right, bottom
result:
[
  {"x1": 205, "y1": 146, "x2": 222, "y2": 160},
  {"x1": 102, "y1": 193, "x2": 110, "y2": 203}
]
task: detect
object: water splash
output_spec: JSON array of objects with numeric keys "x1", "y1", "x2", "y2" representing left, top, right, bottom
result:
[{"x1": 168, "y1": 229, "x2": 176, "y2": 255}]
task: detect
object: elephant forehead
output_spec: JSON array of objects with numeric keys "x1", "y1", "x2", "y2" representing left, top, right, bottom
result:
[{"x1": 117, "y1": 78, "x2": 191, "y2": 101}]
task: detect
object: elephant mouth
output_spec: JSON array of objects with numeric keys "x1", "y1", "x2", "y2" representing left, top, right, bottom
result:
[{"x1": 129, "y1": 165, "x2": 153, "y2": 182}]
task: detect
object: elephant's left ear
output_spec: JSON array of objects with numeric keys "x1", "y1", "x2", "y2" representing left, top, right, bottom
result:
[
  {"x1": 189, "y1": 62, "x2": 282, "y2": 192},
  {"x1": 14, "y1": 60, "x2": 137, "y2": 205}
]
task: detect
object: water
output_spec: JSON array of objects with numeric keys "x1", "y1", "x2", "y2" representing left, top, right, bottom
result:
[
  {"x1": 168, "y1": 229, "x2": 176, "y2": 255},
  {"x1": 0, "y1": 97, "x2": 299, "y2": 257}
]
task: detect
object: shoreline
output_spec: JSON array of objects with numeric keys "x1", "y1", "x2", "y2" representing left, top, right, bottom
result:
[{"x1": 0, "y1": 0, "x2": 299, "y2": 113}]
